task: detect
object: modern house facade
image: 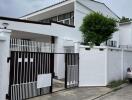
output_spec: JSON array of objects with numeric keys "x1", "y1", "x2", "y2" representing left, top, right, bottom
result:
[
  {"x1": 1, "y1": 0, "x2": 131, "y2": 100},
  {"x1": 20, "y1": 0, "x2": 120, "y2": 48},
  {"x1": 0, "y1": 0, "x2": 120, "y2": 80}
]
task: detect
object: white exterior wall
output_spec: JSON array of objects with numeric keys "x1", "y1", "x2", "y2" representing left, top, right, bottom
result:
[
  {"x1": 76, "y1": 0, "x2": 119, "y2": 20},
  {"x1": 107, "y1": 49, "x2": 122, "y2": 83},
  {"x1": 79, "y1": 46, "x2": 107, "y2": 86},
  {"x1": 74, "y1": 0, "x2": 120, "y2": 45},
  {"x1": 111, "y1": 30, "x2": 120, "y2": 47},
  {"x1": 0, "y1": 20, "x2": 81, "y2": 42},
  {"x1": 0, "y1": 29, "x2": 11, "y2": 100},
  {"x1": 74, "y1": 0, "x2": 92, "y2": 28},
  {"x1": 119, "y1": 24, "x2": 132, "y2": 46}
]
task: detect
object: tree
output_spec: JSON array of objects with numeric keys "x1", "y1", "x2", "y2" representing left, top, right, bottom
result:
[
  {"x1": 120, "y1": 16, "x2": 132, "y2": 23},
  {"x1": 80, "y1": 12, "x2": 118, "y2": 46}
]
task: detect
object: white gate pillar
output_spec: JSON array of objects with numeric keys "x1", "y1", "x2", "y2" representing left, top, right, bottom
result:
[
  {"x1": 74, "y1": 42, "x2": 80, "y2": 53},
  {"x1": 0, "y1": 29, "x2": 11, "y2": 100},
  {"x1": 54, "y1": 37, "x2": 65, "y2": 79}
]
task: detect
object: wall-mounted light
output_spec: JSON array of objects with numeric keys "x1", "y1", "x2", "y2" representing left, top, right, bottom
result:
[{"x1": 2, "y1": 23, "x2": 9, "y2": 29}]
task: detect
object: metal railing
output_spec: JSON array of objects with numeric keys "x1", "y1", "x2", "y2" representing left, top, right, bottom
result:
[{"x1": 10, "y1": 38, "x2": 55, "y2": 53}]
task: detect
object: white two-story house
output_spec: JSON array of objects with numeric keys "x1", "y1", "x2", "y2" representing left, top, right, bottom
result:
[
  {"x1": 0, "y1": 0, "x2": 120, "y2": 86},
  {"x1": 20, "y1": 0, "x2": 120, "y2": 48},
  {"x1": 19, "y1": 0, "x2": 120, "y2": 78},
  {"x1": 0, "y1": 0, "x2": 122, "y2": 100}
]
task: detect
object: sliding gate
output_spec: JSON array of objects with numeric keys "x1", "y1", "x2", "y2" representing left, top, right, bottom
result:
[
  {"x1": 8, "y1": 38, "x2": 79, "y2": 100},
  {"x1": 9, "y1": 51, "x2": 54, "y2": 100}
]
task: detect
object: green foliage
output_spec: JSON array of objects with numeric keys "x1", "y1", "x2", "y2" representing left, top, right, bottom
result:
[
  {"x1": 120, "y1": 16, "x2": 132, "y2": 23},
  {"x1": 107, "y1": 80, "x2": 127, "y2": 88},
  {"x1": 80, "y1": 12, "x2": 118, "y2": 46}
]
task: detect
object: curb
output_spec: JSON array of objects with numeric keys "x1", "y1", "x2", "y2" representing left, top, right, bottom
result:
[{"x1": 91, "y1": 83, "x2": 129, "y2": 100}]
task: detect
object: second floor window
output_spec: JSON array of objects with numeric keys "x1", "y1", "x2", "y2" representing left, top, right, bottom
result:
[{"x1": 40, "y1": 12, "x2": 74, "y2": 25}]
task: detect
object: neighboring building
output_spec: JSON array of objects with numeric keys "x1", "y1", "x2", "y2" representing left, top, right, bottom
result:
[{"x1": 119, "y1": 22, "x2": 132, "y2": 49}]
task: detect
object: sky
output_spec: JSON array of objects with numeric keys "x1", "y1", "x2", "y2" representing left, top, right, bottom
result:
[{"x1": 0, "y1": 0, "x2": 131, "y2": 18}]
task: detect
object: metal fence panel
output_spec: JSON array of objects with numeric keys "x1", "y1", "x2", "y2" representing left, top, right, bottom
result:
[{"x1": 9, "y1": 51, "x2": 53, "y2": 100}]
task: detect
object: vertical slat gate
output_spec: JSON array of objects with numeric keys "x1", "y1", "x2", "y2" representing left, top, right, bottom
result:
[
  {"x1": 9, "y1": 51, "x2": 53, "y2": 100},
  {"x1": 65, "y1": 53, "x2": 79, "y2": 89}
]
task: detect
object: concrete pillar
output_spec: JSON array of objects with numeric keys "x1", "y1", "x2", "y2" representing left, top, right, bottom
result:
[
  {"x1": 74, "y1": 42, "x2": 80, "y2": 53},
  {"x1": 54, "y1": 37, "x2": 65, "y2": 79},
  {"x1": 0, "y1": 29, "x2": 11, "y2": 100}
]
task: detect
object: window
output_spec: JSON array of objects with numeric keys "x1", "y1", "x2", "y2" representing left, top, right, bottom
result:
[
  {"x1": 70, "y1": 16, "x2": 74, "y2": 25},
  {"x1": 106, "y1": 40, "x2": 117, "y2": 47},
  {"x1": 40, "y1": 11, "x2": 74, "y2": 25},
  {"x1": 58, "y1": 14, "x2": 64, "y2": 21},
  {"x1": 64, "y1": 19, "x2": 70, "y2": 25},
  {"x1": 41, "y1": 18, "x2": 51, "y2": 23},
  {"x1": 51, "y1": 16, "x2": 57, "y2": 21},
  {"x1": 59, "y1": 20, "x2": 64, "y2": 23},
  {"x1": 65, "y1": 13, "x2": 71, "y2": 19}
]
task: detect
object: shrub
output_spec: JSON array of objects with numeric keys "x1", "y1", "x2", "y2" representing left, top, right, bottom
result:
[{"x1": 80, "y1": 12, "x2": 118, "y2": 46}]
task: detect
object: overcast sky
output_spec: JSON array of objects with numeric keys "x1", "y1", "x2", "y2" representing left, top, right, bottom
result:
[{"x1": 0, "y1": 0, "x2": 131, "y2": 18}]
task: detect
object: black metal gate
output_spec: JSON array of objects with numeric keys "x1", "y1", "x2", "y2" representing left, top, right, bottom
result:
[
  {"x1": 8, "y1": 52, "x2": 79, "y2": 100},
  {"x1": 8, "y1": 51, "x2": 54, "y2": 100},
  {"x1": 65, "y1": 53, "x2": 79, "y2": 89}
]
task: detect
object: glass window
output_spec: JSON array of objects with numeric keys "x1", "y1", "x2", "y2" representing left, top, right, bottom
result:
[
  {"x1": 71, "y1": 12, "x2": 74, "y2": 17},
  {"x1": 58, "y1": 14, "x2": 64, "y2": 21},
  {"x1": 41, "y1": 18, "x2": 51, "y2": 23},
  {"x1": 65, "y1": 13, "x2": 71, "y2": 19},
  {"x1": 51, "y1": 16, "x2": 57, "y2": 21},
  {"x1": 40, "y1": 11, "x2": 74, "y2": 25},
  {"x1": 58, "y1": 12, "x2": 71, "y2": 21},
  {"x1": 64, "y1": 19, "x2": 70, "y2": 25},
  {"x1": 59, "y1": 20, "x2": 64, "y2": 23},
  {"x1": 70, "y1": 17, "x2": 74, "y2": 25}
]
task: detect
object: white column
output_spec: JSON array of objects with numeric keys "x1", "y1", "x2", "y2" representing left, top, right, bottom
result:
[
  {"x1": 54, "y1": 37, "x2": 66, "y2": 79},
  {"x1": 74, "y1": 42, "x2": 80, "y2": 53},
  {"x1": 0, "y1": 29, "x2": 11, "y2": 100}
]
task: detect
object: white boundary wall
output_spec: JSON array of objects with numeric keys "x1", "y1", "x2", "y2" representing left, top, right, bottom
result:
[
  {"x1": 79, "y1": 46, "x2": 107, "y2": 86},
  {"x1": 79, "y1": 46, "x2": 132, "y2": 87},
  {"x1": 107, "y1": 49, "x2": 122, "y2": 83}
]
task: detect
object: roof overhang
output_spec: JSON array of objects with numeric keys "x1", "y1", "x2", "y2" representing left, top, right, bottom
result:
[{"x1": 20, "y1": 0, "x2": 74, "y2": 21}]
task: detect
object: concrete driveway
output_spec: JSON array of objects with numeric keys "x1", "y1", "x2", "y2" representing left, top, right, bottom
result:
[
  {"x1": 28, "y1": 87, "x2": 111, "y2": 100},
  {"x1": 96, "y1": 84, "x2": 132, "y2": 100}
]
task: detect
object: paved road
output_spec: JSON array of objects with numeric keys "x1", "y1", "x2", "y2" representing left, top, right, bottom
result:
[
  {"x1": 29, "y1": 84, "x2": 132, "y2": 100},
  {"x1": 96, "y1": 84, "x2": 132, "y2": 100},
  {"x1": 29, "y1": 87, "x2": 111, "y2": 100}
]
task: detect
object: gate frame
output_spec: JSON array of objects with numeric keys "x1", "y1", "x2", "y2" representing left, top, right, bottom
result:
[{"x1": 7, "y1": 52, "x2": 79, "y2": 100}]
